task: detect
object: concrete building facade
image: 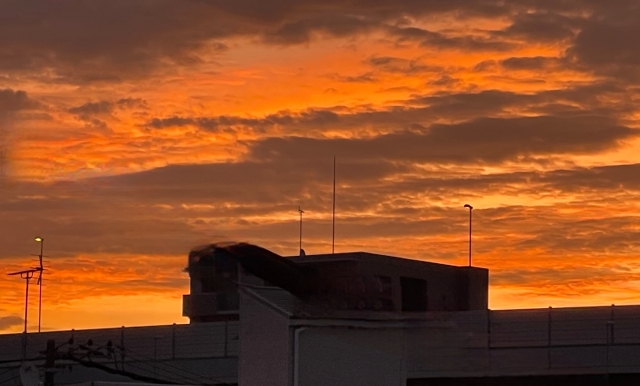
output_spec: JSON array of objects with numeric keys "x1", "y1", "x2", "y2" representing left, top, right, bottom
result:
[
  {"x1": 0, "y1": 323, "x2": 238, "y2": 386},
  {"x1": 183, "y1": 248, "x2": 489, "y2": 322},
  {"x1": 5, "y1": 244, "x2": 640, "y2": 386},
  {"x1": 238, "y1": 285, "x2": 640, "y2": 386}
]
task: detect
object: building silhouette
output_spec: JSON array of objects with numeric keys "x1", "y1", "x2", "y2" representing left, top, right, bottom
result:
[{"x1": 1, "y1": 244, "x2": 639, "y2": 386}]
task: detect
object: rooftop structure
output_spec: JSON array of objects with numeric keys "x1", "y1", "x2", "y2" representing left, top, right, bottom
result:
[{"x1": 182, "y1": 244, "x2": 488, "y2": 323}]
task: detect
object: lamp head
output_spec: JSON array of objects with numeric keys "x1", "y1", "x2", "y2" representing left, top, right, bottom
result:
[
  {"x1": 35, "y1": 237, "x2": 43, "y2": 242},
  {"x1": 464, "y1": 204, "x2": 473, "y2": 210}
]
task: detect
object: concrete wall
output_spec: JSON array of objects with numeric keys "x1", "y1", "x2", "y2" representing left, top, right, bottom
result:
[
  {"x1": 0, "y1": 322, "x2": 238, "y2": 386},
  {"x1": 291, "y1": 253, "x2": 489, "y2": 312},
  {"x1": 0, "y1": 357, "x2": 238, "y2": 386},
  {"x1": 289, "y1": 305, "x2": 640, "y2": 385},
  {"x1": 353, "y1": 258, "x2": 486, "y2": 312},
  {"x1": 238, "y1": 290, "x2": 291, "y2": 386},
  {"x1": 467, "y1": 268, "x2": 489, "y2": 310},
  {"x1": 296, "y1": 327, "x2": 403, "y2": 386}
]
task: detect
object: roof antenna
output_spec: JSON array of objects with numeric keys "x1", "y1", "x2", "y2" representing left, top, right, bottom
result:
[
  {"x1": 8, "y1": 266, "x2": 40, "y2": 360},
  {"x1": 332, "y1": 156, "x2": 336, "y2": 254},
  {"x1": 298, "y1": 206, "x2": 305, "y2": 256}
]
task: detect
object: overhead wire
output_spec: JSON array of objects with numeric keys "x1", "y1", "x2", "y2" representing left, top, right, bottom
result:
[
  {"x1": 61, "y1": 354, "x2": 177, "y2": 385},
  {"x1": 0, "y1": 357, "x2": 42, "y2": 365},
  {"x1": 119, "y1": 357, "x2": 234, "y2": 386},
  {"x1": 61, "y1": 346, "x2": 235, "y2": 386},
  {"x1": 0, "y1": 375, "x2": 19, "y2": 386},
  {"x1": 115, "y1": 360, "x2": 193, "y2": 384},
  {"x1": 124, "y1": 347, "x2": 231, "y2": 385},
  {"x1": 0, "y1": 367, "x2": 18, "y2": 380},
  {"x1": 0, "y1": 370, "x2": 19, "y2": 386}
]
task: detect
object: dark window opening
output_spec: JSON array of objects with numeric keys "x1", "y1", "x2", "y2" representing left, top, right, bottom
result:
[
  {"x1": 401, "y1": 277, "x2": 427, "y2": 312},
  {"x1": 375, "y1": 275, "x2": 393, "y2": 296},
  {"x1": 217, "y1": 292, "x2": 239, "y2": 311}
]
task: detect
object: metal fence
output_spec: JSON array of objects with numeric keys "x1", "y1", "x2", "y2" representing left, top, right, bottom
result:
[
  {"x1": 402, "y1": 305, "x2": 640, "y2": 376},
  {"x1": 0, "y1": 321, "x2": 239, "y2": 363}
]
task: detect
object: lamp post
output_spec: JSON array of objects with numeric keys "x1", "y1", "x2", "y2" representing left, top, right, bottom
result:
[
  {"x1": 35, "y1": 237, "x2": 44, "y2": 333},
  {"x1": 464, "y1": 204, "x2": 473, "y2": 267}
]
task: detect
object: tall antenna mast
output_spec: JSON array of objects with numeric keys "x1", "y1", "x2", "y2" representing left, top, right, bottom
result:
[
  {"x1": 332, "y1": 156, "x2": 336, "y2": 254},
  {"x1": 298, "y1": 206, "x2": 305, "y2": 255}
]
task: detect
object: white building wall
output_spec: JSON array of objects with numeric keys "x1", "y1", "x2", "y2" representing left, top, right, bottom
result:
[
  {"x1": 296, "y1": 327, "x2": 403, "y2": 386},
  {"x1": 289, "y1": 306, "x2": 640, "y2": 384},
  {"x1": 239, "y1": 290, "x2": 291, "y2": 386}
]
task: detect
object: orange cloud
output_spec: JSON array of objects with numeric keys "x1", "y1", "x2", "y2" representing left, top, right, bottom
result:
[{"x1": 2, "y1": 0, "x2": 640, "y2": 332}]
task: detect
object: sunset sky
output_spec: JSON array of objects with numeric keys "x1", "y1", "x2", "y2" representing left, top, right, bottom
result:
[{"x1": 2, "y1": 0, "x2": 640, "y2": 333}]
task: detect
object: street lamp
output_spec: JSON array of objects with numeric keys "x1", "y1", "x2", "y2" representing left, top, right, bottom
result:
[
  {"x1": 464, "y1": 204, "x2": 473, "y2": 267},
  {"x1": 34, "y1": 237, "x2": 44, "y2": 333}
]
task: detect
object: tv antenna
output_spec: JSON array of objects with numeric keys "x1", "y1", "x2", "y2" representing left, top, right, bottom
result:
[{"x1": 8, "y1": 267, "x2": 40, "y2": 360}]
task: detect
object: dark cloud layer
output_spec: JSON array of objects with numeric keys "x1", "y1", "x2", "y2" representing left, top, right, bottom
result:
[
  {"x1": 147, "y1": 82, "x2": 638, "y2": 163},
  {"x1": 0, "y1": 0, "x2": 234, "y2": 81},
  {"x1": 567, "y1": 4, "x2": 640, "y2": 80},
  {"x1": 68, "y1": 98, "x2": 147, "y2": 121},
  {"x1": 246, "y1": 115, "x2": 634, "y2": 164},
  {"x1": 390, "y1": 26, "x2": 515, "y2": 52},
  {"x1": 0, "y1": 89, "x2": 40, "y2": 113},
  {"x1": 494, "y1": 12, "x2": 578, "y2": 43},
  {"x1": 499, "y1": 56, "x2": 562, "y2": 71},
  {"x1": 4, "y1": 144, "x2": 640, "y2": 259},
  {"x1": 2, "y1": 0, "x2": 635, "y2": 83},
  {"x1": 0, "y1": 315, "x2": 23, "y2": 331},
  {"x1": 367, "y1": 56, "x2": 442, "y2": 75}
]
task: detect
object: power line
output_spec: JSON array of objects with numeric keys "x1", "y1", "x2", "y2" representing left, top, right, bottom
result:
[
  {"x1": 0, "y1": 366, "x2": 18, "y2": 380},
  {"x1": 125, "y1": 348, "x2": 222, "y2": 384},
  {"x1": 62, "y1": 354, "x2": 180, "y2": 385},
  {"x1": 113, "y1": 358, "x2": 236, "y2": 386},
  {"x1": 52, "y1": 337, "x2": 236, "y2": 386},
  {"x1": 0, "y1": 357, "x2": 43, "y2": 365},
  {"x1": 0, "y1": 373, "x2": 19, "y2": 386},
  {"x1": 114, "y1": 360, "x2": 195, "y2": 385},
  {"x1": 123, "y1": 349, "x2": 234, "y2": 386}
]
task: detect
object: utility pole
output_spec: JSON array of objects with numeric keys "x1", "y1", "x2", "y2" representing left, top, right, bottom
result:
[{"x1": 45, "y1": 339, "x2": 55, "y2": 386}]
